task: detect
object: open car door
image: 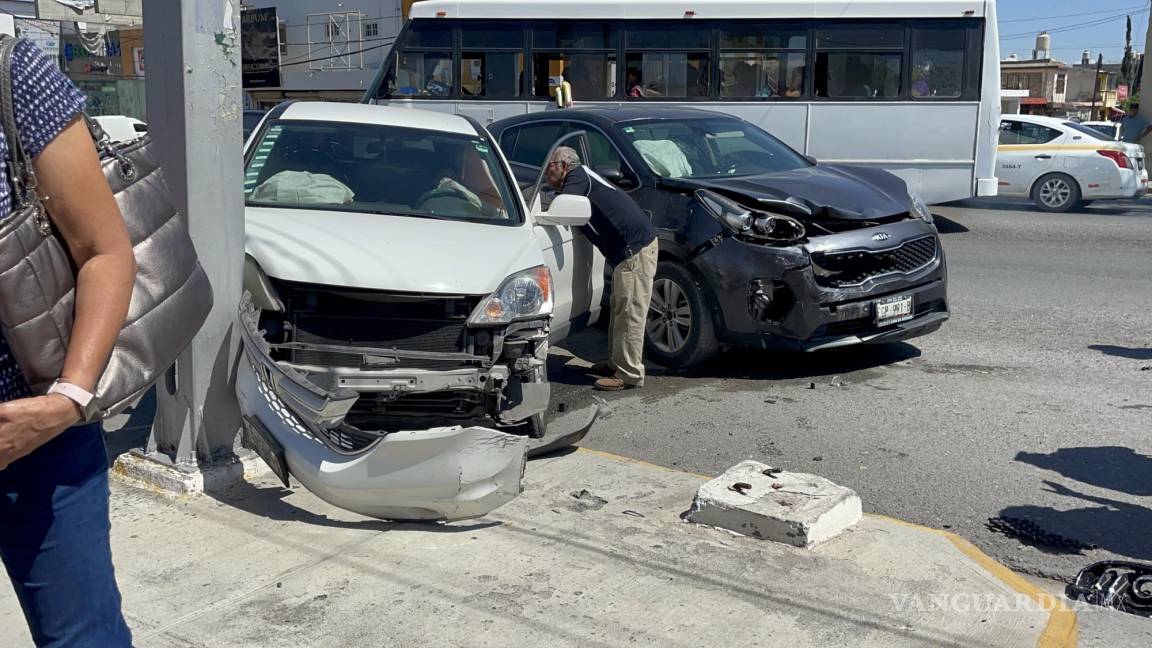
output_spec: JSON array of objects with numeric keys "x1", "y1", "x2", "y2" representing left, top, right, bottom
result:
[{"x1": 522, "y1": 131, "x2": 607, "y2": 343}]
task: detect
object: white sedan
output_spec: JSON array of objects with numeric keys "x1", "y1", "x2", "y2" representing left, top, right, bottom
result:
[{"x1": 997, "y1": 114, "x2": 1145, "y2": 212}]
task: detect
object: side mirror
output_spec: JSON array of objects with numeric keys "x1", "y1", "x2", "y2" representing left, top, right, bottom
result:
[
  {"x1": 595, "y1": 166, "x2": 637, "y2": 189},
  {"x1": 535, "y1": 194, "x2": 591, "y2": 227},
  {"x1": 805, "y1": 155, "x2": 818, "y2": 165}
]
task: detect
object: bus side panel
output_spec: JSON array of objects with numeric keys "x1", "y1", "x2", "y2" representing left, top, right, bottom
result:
[
  {"x1": 807, "y1": 103, "x2": 980, "y2": 204},
  {"x1": 701, "y1": 104, "x2": 810, "y2": 155}
]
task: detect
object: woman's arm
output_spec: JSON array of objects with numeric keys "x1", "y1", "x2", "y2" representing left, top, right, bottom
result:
[{"x1": 0, "y1": 117, "x2": 136, "y2": 468}]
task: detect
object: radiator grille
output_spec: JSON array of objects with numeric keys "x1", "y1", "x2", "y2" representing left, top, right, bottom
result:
[{"x1": 812, "y1": 237, "x2": 937, "y2": 288}]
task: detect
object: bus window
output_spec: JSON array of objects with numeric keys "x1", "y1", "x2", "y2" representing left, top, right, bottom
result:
[
  {"x1": 814, "y1": 24, "x2": 903, "y2": 99},
  {"x1": 390, "y1": 51, "x2": 454, "y2": 97},
  {"x1": 720, "y1": 53, "x2": 805, "y2": 98},
  {"x1": 461, "y1": 52, "x2": 524, "y2": 97},
  {"x1": 625, "y1": 53, "x2": 709, "y2": 98},
  {"x1": 533, "y1": 21, "x2": 617, "y2": 49},
  {"x1": 911, "y1": 26, "x2": 966, "y2": 99},
  {"x1": 404, "y1": 20, "x2": 453, "y2": 48},
  {"x1": 532, "y1": 53, "x2": 616, "y2": 100},
  {"x1": 720, "y1": 25, "x2": 806, "y2": 50},
  {"x1": 461, "y1": 23, "x2": 524, "y2": 48},
  {"x1": 626, "y1": 22, "x2": 710, "y2": 49},
  {"x1": 816, "y1": 52, "x2": 901, "y2": 98}
]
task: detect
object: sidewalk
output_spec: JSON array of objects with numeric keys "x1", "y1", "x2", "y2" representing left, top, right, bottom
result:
[{"x1": 1, "y1": 448, "x2": 1076, "y2": 647}]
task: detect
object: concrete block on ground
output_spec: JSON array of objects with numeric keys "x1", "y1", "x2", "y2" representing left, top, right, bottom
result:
[{"x1": 687, "y1": 459, "x2": 862, "y2": 548}]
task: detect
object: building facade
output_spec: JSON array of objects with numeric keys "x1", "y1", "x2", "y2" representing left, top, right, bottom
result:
[{"x1": 241, "y1": 1, "x2": 403, "y2": 107}]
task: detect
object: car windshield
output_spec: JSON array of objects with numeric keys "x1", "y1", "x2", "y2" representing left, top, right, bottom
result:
[
  {"x1": 617, "y1": 118, "x2": 810, "y2": 179},
  {"x1": 1063, "y1": 122, "x2": 1114, "y2": 142},
  {"x1": 244, "y1": 120, "x2": 520, "y2": 224}
]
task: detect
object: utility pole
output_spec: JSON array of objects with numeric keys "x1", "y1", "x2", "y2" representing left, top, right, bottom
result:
[
  {"x1": 120, "y1": 0, "x2": 246, "y2": 491},
  {"x1": 1139, "y1": 0, "x2": 1152, "y2": 145},
  {"x1": 1091, "y1": 53, "x2": 1104, "y2": 119}
]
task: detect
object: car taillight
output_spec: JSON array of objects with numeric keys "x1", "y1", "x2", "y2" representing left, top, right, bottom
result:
[{"x1": 1098, "y1": 149, "x2": 1131, "y2": 168}]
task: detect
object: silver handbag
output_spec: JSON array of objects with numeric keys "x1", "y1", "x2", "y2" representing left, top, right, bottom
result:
[{"x1": 0, "y1": 36, "x2": 213, "y2": 421}]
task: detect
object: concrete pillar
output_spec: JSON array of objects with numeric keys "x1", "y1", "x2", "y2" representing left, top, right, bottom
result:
[
  {"x1": 1139, "y1": 11, "x2": 1152, "y2": 148},
  {"x1": 116, "y1": 0, "x2": 248, "y2": 492}
]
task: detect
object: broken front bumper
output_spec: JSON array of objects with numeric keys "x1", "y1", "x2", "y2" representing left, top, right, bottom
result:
[{"x1": 236, "y1": 298, "x2": 528, "y2": 522}]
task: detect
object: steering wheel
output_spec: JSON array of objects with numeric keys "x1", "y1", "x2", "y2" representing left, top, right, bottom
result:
[
  {"x1": 413, "y1": 182, "x2": 478, "y2": 212},
  {"x1": 425, "y1": 80, "x2": 452, "y2": 97}
]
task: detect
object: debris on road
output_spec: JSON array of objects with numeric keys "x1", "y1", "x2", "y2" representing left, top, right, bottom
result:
[
  {"x1": 570, "y1": 489, "x2": 609, "y2": 511},
  {"x1": 807, "y1": 382, "x2": 816, "y2": 390},
  {"x1": 1067, "y1": 560, "x2": 1152, "y2": 618},
  {"x1": 986, "y1": 516, "x2": 1098, "y2": 553}
]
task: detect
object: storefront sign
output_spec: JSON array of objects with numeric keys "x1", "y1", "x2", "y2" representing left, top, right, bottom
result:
[
  {"x1": 1118, "y1": 85, "x2": 1129, "y2": 102},
  {"x1": 132, "y1": 46, "x2": 144, "y2": 77},
  {"x1": 242, "y1": 7, "x2": 281, "y2": 89}
]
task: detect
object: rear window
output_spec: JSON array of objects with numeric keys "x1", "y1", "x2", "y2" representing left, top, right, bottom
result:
[
  {"x1": 1062, "y1": 122, "x2": 1112, "y2": 142},
  {"x1": 244, "y1": 120, "x2": 521, "y2": 224}
]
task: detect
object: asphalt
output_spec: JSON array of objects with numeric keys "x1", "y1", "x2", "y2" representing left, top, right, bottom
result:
[{"x1": 545, "y1": 196, "x2": 1152, "y2": 587}]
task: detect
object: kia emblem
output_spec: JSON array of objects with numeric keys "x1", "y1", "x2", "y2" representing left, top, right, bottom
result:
[{"x1": 872, "y1": 232, "x2": 891, "y2": 241}]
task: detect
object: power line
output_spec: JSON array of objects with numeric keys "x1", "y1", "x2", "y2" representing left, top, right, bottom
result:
[
  {"x1": 245, "y1": 40, "x2": 394, "y2": 73},
  {"x1": 1000, "y1": 11, "x2": 1145, "y2": 40},
  {"x1": 999, "y1": 5, "x2": 1149, "y2": 24}
]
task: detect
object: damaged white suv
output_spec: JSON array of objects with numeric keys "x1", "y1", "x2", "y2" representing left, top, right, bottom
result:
[{"x1": 238, "y1": 102, "x2": 603, "y2": 521}]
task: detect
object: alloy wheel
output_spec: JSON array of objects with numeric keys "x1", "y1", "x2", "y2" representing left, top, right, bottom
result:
[
  {"x1": 647, "y1": 278, "x2": 693, "y2": 354},
  {"x1": 1038, "y1": 178, "x2": 1072, "y2": 208}
]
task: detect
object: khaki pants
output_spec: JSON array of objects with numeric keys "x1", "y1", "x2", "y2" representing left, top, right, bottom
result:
[{"x1": 609, "y1": 239, "x2": 659, "y2": 386}]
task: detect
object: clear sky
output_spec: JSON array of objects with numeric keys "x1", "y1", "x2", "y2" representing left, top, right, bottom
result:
[{"x1": 998, "y1": 0, "x2": 1152, "y2": 63}]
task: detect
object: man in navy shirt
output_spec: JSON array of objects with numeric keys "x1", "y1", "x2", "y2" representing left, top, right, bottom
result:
[{"x1": 546, "y1": 146, "x2": 658, "y2": 391}]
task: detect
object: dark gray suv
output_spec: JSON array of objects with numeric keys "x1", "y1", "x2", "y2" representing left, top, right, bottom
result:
[{"x1": 490, "y1": 107, "x2": 949, "y2": 369}]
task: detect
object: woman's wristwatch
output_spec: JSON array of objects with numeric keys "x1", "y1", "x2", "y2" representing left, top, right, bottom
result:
[{"x1": 47, "y1": 380, "x2": 96, "y2": 420}]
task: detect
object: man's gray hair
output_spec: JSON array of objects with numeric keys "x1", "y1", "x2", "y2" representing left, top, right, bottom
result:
[{"x1": 551, "y1": 146, "x2": 582, "y2": 168}]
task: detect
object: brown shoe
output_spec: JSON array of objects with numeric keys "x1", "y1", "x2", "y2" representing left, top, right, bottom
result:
[
  {"x1": 588, "y1": 361, "x2": 615, "y2": 377},
  {"x1": 594, "y1": 376, "x2": 636, "y2": 391}
]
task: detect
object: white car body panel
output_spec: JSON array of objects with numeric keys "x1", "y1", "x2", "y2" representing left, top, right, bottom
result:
[
  {"x1": 997, "y1": 114, "x2": 1144, "y2": 202},
  {"x1": 93, "y1": 115, "x2": 146, "y2": 143},
  {"x1": 246, "y1": 207, "x2": 544, "y2": 295}
]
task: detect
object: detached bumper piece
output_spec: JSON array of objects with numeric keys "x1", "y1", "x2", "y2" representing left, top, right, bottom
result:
[{"x1": 237, "y1": 296, "x2": 526, "y2": 522}]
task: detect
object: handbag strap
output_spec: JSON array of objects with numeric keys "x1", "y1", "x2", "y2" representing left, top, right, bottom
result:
[{"x1": 0, "y1": 35, "x2": 39, "y2": 205}]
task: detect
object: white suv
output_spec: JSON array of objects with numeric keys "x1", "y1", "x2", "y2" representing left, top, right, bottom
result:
[{"x1": 238, "y1": 102, "x2": 603, "y2": 521}]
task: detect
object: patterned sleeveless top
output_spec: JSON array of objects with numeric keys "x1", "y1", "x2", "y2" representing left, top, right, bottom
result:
[{"x1": 0, "y1": 39, "x2": 87, "y2": 402}]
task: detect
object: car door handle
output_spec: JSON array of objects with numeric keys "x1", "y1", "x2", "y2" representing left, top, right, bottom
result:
[{"x1": 1034, "y1": 154, "x2": 1052, "y2": 160}]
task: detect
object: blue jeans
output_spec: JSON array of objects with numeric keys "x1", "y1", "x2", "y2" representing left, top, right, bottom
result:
[{"x1": 0, "y1": 423, "x2": 132, "y2": 647}]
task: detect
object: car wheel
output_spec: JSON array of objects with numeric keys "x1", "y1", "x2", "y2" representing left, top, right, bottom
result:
[
  {"x1": 645, "y1": 261, "x2": 719, "y2": 369},
  {"x1": 1031, "y1": 173, "x2": 1081, "y2": 213}
]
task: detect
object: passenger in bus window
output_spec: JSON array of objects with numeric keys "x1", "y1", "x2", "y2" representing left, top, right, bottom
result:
[
  {"x1": 627, "y1": 68, "x2": 644, "y2": 98},
  {"x1": 912, "y1": 64, "x2": 931, "y2": 98},
  {"x1": 784, "y1": 66, "x2": 804, "y2": 97}
]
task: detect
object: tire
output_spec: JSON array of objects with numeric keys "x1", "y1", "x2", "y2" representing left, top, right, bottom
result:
[
  {"x1": 1031, "y1": 173, "x2": 1081, "y2": 213},
  {"x1": 644, "y1": 261, "x2": 720, "y2": 369}
]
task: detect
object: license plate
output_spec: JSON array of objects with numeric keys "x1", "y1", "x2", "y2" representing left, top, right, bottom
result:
[
  {"x1": 241, "y1": 419, "x2": 291, "y2": 488},
  {"x1": 875, "y1": 295, "x2": 914, "y2": 326}
]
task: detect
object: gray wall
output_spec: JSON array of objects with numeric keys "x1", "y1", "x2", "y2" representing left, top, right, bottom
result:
[{"x1": 246, "y1": 0, "x2": 402, "y2": 94}]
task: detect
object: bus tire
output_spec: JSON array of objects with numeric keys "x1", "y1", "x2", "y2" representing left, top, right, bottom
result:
[
  {"x1": 645, "y1": 261, "x2": 719, "y2": 369},
  {"x1": 1031, "y1": 173, "x2": 1081, "y2": 213}
]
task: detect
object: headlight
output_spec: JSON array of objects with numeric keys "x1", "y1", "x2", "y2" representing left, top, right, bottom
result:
[
  {"x1": 909, "y1": 192, "x2": 934, "y2": 224},
  {"x1": 468, "y1": 265, "x2": 553, "y2": 326},
  {"x1": 697, "y1": 189, "x2": 752, "y2": 233}
]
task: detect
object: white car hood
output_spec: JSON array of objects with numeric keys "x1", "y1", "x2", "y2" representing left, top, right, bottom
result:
[{"x1": 246, "y1": 207, "x2": 542, "y2": 295}]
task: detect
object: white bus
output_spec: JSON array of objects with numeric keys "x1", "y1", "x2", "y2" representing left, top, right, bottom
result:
[{"x1": 363, "y1": 0, "x2": 1000, "y2": 204}]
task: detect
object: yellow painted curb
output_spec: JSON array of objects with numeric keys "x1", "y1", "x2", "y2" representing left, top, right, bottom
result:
[
  {"x1": 868, "y1": 514, "x2": 1078, "y2": 648},
  {"x1": 578, "y1": 448, "x2": 1078, "y2": 648}
]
